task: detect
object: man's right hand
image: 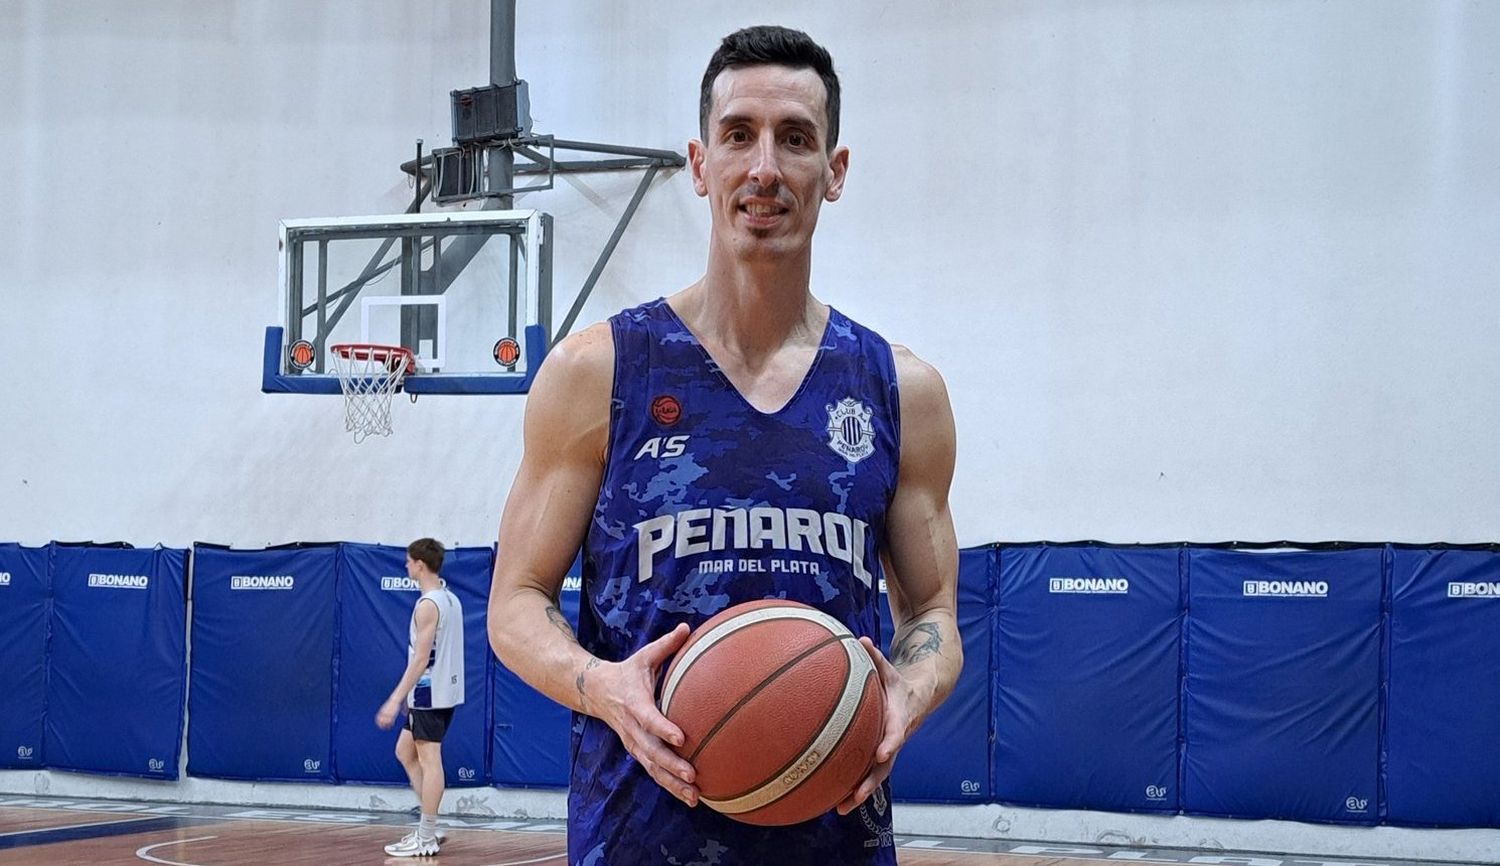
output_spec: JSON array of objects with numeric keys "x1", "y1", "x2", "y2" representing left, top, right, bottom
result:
[
  {"x1": 375, "y1": 698, "x2": 401, "y2": 731},
  {"x1": 581, "y1": 623, "x2": 700, "y2": 807}
]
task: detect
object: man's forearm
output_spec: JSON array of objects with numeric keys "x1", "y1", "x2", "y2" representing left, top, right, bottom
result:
[
  {"x1": 491, "y1": 585, "x2": 605, "y2": 716},
  {"x1": 386, "y1": 654, "x2": 429, "y2": 706},
  {"x1": 888, "y1": 611, "x2": 963, "y2": 730}
]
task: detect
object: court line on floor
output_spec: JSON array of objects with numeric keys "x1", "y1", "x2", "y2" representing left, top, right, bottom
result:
[
  {"x1": 479, "y1": 854, "x2": 568, "y2": 866},
  {"x1": 135, "y1": 835, "x2": 218, "y2": 866},
  {"x1": 0, "y1": 817, "x2": 207, "y2": 850},
  {"x1": 0, "y1": 817, "x2": 154, "y2": 839},
  {"x1": 125, "y1": 821, "x2": 568, "y2": 866}
]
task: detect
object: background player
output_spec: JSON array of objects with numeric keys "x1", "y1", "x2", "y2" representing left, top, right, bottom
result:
[{"x1": 378, "y1": 538, "x2": 466, "y2": 858}]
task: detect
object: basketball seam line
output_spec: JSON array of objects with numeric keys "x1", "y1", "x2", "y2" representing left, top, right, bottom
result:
[
  {"x1": 660, "y1": 605, "x2": 852, "y2": 712},
  {"x1": 739, "y1": 664, "x2": 877, "y2": 809},
  {"x1": 685, "y1": 632, "x2": 849, "y2": 766},
  {"x1": 720, "y1": 663, "x2": 873, "y2": 808},
  {"x1": 703, "y1": 637, "x2": 875, "y2": 814}
]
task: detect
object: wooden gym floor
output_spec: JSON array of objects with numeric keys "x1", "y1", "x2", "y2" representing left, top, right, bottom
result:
[{"x1": 0, "y1": 796, "x2": 1477, "y2": 866}]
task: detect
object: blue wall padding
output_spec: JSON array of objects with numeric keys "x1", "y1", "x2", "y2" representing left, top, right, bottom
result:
[
  {"x1": 1183, "y1": 548, "x2": 1383, "y2": 824},
  {"x1": 45, "y1": 545, "x2": 187, "y2": 779},
  {"x1": 1385, "y1": 548, "x2": 1500, "y2": 828},
  {"x1": 187, "y1": 545, "x2": 337, "y2": 781},
  {"x1": 334, "y1": 544, "x2": 492, "y2": 786},
  {"x1": 490, "y1": 558, "x2": 583, "y2": 788},
  {"x1": 0, "y1": 544, "x2": 49, "y2": 770},
  {"x1": 992, "y1": 545, "x2": 1183, "y2": 812},
  {"x1": 881, "y1": 545, "x2": 995, "y2": 803}
]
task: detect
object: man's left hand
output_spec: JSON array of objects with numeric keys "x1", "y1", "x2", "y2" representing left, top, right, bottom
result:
[{"x1": 836, "y1": 636, "x2": 913, "y2": 815}]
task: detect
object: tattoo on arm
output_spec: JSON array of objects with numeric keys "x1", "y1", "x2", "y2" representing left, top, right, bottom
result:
[
  {"x1": 545, "y1": 605, "x2": 577, "y2": 642},
  {"x1": 575, "y1": 657, "x2": 600, "y2": 700},
  {"x1": 891, "y1": 622, "x2": 944, "y2": 668}
]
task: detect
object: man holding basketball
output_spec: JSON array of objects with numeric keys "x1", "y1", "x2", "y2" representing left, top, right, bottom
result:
[{"x1": 489, "y1": 25, "x2": 960, "y2": 865}]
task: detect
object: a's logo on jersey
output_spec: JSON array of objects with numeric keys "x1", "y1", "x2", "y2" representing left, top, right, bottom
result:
[
  {"x1": 635, "y1": 435, "x2": 689, "y2": 460},
  {"x1": 826, "y1": 398, "x2": 875, "y2": 463},
  {"x1": 651, "y1": 394, "x2": 682, "y2": 426}
]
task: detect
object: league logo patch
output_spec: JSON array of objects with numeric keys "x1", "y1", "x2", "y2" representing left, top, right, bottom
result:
[
  {"x1": 651, "y1": 394, "x2": 682, "y2": 426},
  {"x1": 826, "y1": 398, "x2": 875, "y2": 463}
]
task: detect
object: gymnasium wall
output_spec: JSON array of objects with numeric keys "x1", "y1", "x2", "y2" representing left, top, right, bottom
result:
[
  {"x1": 3, "y1": 1, "x2": 1499, "y2": 860},
  {"x1": 4, "y1": 1, "x2": 1497, "y2": 549}
]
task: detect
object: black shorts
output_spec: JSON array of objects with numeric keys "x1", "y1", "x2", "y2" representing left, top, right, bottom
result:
[{"x1": 406, "y1": 707, "x2": 455, "y2": 743}]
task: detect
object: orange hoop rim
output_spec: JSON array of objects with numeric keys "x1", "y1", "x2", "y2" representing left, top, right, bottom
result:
[{"x1": 330, "y1": 343, "x2": 416, "y2": 366}]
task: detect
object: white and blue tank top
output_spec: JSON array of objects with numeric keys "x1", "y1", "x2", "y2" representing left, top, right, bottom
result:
[{"x1": 407, "y1": 582, "x2": 464, "y2": 710}]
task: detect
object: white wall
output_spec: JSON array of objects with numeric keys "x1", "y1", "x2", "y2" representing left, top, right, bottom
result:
[
  {"x1": 3, "y1": 1, "x2": 1497, "y2": 549},
  {"x1": 3, "y1": 0, "x2": 1498, "y2": 857}
]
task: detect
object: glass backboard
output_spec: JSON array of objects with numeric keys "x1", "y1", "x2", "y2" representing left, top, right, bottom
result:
[{"x1": 262, "y1": 209, "x2": 552, "y2": 395}]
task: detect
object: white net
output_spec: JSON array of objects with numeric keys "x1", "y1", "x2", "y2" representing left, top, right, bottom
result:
[{"x1": 329, "y1": 344, "x2": 414, "y2": 443}]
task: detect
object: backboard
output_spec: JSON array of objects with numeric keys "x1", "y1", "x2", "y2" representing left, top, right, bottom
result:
[{"x1": 262, "y1": 209, "x2": 552, "y2": 395}]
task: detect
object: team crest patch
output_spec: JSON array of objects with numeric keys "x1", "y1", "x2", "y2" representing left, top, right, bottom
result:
[{"x1": 826, "y1": 398, "x2": 875, "y2": 463}]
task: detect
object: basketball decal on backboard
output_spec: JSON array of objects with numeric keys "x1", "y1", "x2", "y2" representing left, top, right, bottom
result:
[
  {"x1": 826, "y1": 398, "x2": 875, "y2": 463},
  {"x1": 651, "y1": 395, "x2": 682, "y2": 426},
  {"x1": 288, "y1": 340, "x2": 316, "y2": 370},
  {"x1": 493, "y1": 337, "x2": 521, "y2": 368}
]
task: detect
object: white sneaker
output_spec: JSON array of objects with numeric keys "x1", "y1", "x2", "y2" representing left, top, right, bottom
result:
[{"x1": 384, "y1": 831, "x2": 440, "y2": 857}]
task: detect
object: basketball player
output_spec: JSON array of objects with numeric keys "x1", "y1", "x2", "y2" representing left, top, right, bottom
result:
[
  {"x1": 488, "y1": 25, "x2": 961, "y2": 864},
  {"x1": 377, "y1": 538, "x2": 465, "y2": 858}
]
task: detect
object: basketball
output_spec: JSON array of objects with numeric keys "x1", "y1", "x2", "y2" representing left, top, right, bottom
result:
[{"x1": 658, "y1": 599, "x2": 886, "y2": 826}]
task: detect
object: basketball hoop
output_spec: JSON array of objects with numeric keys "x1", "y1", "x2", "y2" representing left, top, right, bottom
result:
[{"x1": 329, "y1": 343, "x2": 416, "y2": 443}]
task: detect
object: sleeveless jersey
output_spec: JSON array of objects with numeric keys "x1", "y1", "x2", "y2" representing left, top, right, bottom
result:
[
  {"x1": 570, "y1": 299, "x2": 901, "y2": 866},
  {"x1": 408, "y1": 581, "x2": 465, "y2": 710}
]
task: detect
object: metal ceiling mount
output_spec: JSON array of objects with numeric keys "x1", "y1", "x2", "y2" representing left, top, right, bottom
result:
[{"x1": 397, "y1": 0, "x2": 686, "y2": 347}]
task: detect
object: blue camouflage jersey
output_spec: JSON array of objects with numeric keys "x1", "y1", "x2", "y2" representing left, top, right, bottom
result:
[{"x1": 570, "y1": 298, "x2": 902, "y2": 866}]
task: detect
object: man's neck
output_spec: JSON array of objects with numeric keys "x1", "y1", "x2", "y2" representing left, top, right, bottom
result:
[
  {"x1": 415, "y1": 573, "x2": 442, "y2": 593},
  {"x1": 682, "y1": 245, "x2": 822, "y2": 360}
]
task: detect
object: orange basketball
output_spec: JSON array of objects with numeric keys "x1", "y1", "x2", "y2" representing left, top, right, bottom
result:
[{"x1": 659, "y1": 599, "x2": 886, "y2": 826}]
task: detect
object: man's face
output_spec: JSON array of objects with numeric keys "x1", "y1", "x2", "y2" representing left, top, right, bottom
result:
[
  {"x1": 405, "y1": 555, "x2": 418, "y2": 579},
  {"x1": 690, "y1": 64, "x2": 849, "y2": 261}
]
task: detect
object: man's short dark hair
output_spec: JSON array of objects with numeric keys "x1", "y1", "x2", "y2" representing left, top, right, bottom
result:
[
  {"x1": 407, "y1": 538, "x2": 445, "y2": 573},
  {"x1": 699, "y1": 25, "x2": 841, "y2": 151}
]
